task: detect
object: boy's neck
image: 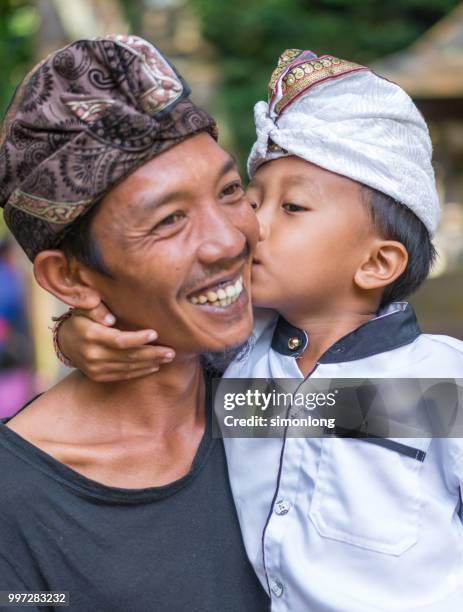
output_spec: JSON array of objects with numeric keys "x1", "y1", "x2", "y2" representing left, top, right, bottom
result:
[{"x1": 281, "y1": 305, "x2": 378, "y2": 377}]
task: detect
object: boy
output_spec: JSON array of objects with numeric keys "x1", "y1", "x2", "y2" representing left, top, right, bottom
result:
[{"x1": 57, "y1": 50, "x2": 463, "y2": 610}]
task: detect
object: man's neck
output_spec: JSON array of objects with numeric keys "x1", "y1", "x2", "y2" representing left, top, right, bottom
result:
[
  {"x1": 280, "y1": 304, "x2": 378, "y2": 377},
  {"x1": 70, "y1": 356, "x2": 206, "y2": 436},
  {"x1": 7, "y1": 355, "x2": 208, "y2": 488}
]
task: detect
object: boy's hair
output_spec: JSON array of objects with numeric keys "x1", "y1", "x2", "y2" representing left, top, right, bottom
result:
[
  {"x1": 58, "y1": 201, "x2": 112, "y2": 277},
  {"x1": 362, "y1": 186, "x2": 437, "y2": 307}
]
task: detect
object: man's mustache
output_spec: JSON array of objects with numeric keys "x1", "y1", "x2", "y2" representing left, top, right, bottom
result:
[{"x1": 181, "y1": 245, "x2": 251, "y2": 295}]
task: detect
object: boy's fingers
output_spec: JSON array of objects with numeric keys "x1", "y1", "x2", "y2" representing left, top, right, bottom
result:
[
  {"x1": 90, "y1": 326, "x2": 159, "y2": 349},
  {"x1": 87, "y1": 349, "x2": 174, "y2": 371},
  {"x1": 123, "y1": 346, "x2": 175, "y2": 364},
  {"x1": 74, "y1": 302, "x2": 116, "y2": 326},
  {"x1": 107, "y1": 328, "x2": 161, "y2": 349}
]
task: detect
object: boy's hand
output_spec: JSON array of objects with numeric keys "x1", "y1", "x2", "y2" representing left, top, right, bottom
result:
[{"x1": 57, "y1": 303, "x2": 175, "y2": 382}]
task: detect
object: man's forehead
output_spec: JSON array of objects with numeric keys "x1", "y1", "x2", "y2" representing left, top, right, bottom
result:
[{"x1": 101, "y1": 148, "x2": 239, "y2": 217}]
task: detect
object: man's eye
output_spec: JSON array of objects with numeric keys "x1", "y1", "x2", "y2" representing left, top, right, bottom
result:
[
  {"x1": 156, "y1": 212, "x2": 185, "y2": 228},
  {"x1": 283, "y1": 203, "x2": 307, "y2": 212},
  {"x1": 221, "y1": 182, "x2": 244, "y2": 198}
]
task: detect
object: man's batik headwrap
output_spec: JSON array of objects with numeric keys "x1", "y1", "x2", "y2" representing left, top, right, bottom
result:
[
  {"x1": 247, "y1": 49, "x2": 440, "y2": 235},
  {"x1": 0, "y1": 35, "x2": 218, "y2": 260}
]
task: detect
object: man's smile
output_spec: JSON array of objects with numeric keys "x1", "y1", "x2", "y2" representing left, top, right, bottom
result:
[{"x1": 188, "y1": 272, "x2": 244, "y2": 308}]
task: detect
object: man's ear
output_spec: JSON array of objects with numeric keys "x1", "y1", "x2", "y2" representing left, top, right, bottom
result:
[
  {"x1": 33, "y1": 250, "x2": 102, "y2": 310},
  {"x1": 354, "y1": 239, "x2": 408, "y2": 291}
]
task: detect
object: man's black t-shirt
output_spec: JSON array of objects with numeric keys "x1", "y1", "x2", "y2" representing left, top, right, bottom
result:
[{"x1": 0, "y1": 394, "x2": 269, "y2": 612}]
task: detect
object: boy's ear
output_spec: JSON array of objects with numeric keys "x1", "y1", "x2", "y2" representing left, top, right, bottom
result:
[
  {"x1": 354, "y1": 239, "x2": 408, "y2": 291},
  {"x1": 33, "y1": 250, "x2": 102, "y2": 310}
]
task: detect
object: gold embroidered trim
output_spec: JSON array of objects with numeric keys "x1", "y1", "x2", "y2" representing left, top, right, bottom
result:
[
  {"x1": 272, "y1": 55, "x2": 368, "y2": 115},
  {"x1": 268, "y1": 49, "x2": 304, "y2": 98}
]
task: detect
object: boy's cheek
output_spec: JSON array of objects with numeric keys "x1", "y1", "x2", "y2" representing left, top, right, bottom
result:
[
  {"x1": 243, "y1": 211, "x2": 260, "y2": 252},
  {"x1": 250, "y1": 266, "x2": 284, "y2": 307}
]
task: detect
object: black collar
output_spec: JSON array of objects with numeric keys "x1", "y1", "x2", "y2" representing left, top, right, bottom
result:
[{"x1": 271, "y1": 302, "x2": 421, "y2": 363}]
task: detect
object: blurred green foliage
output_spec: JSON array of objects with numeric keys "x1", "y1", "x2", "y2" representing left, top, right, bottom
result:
[
  {"x1": 191, "y1": 0, "x2": 461, "y2": 166},
  {"x1": 0, "y1": 0, "x2": 460, "y2": 169},
  {"x1": 0, "y1": 0, "x2": 40, "y2": 117}
]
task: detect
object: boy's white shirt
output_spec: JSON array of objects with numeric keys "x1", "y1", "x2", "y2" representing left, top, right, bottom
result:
[{"x1": 221, "y1": 303, "x2": 463, "y2": 612}]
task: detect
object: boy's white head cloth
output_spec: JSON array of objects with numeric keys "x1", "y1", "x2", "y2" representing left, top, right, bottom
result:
[{"x1": 247, "y1": 50, "x2": 440, "y2": 235}]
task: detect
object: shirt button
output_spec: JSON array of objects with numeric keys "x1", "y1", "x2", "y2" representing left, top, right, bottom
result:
[
  {"x1": 270, "y1": 579, "x2": 284, "y2": 598},
  {"x1": 274, "y1": 499, "x2": 291, "y2": 515},
  {"x1": 288, "y1": 336, "x2": 301, "y2": 350}
]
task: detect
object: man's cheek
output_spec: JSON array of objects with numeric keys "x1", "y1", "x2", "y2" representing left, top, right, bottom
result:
[{"x1": 229, "y1": 203, "x2": 259, "y2": 247}]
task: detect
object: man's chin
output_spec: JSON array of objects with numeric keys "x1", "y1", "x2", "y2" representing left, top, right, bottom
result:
[
  {"x1": 186, "y1": 297, "x2": 253, "y2": 348},
  {"x1": 198, "y1": 324, "x2": 252, "y2": 356},
  {"x1": 200, "y1": 337, "x2": 253, "y2": 374}
]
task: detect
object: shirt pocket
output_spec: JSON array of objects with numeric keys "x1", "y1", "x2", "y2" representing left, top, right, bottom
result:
[{"x1": 309, "y1": 437, "x2": 431, "y2": 555}]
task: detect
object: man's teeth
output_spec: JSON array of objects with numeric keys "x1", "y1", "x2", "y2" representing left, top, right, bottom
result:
[{"x1": 189, "y1": 277, "x2": 243, "y2": 307}]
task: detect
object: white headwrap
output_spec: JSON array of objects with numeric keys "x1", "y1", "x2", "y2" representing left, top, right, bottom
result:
[{"x1": 247, "y1": 50, "x2": 440, "y2": 235}]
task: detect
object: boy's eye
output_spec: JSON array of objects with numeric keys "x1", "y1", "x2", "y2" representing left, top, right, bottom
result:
[
  {"x1": 283, "y1": 203, "x2": 307, "y2": 213},
  {"x1": 155, "y1": 211, "x2": 185, "y2": 228},
  {"x1": 250, "y1": 202, "x2": 258, "y2": 210},
  {"x1": 221, "y1": 181, "x2": 244, "y2": 199}
]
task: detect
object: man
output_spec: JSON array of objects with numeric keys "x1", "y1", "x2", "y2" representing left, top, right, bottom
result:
[{"x1": 0, "y1": 35, "x2": 268, "y2": 611}]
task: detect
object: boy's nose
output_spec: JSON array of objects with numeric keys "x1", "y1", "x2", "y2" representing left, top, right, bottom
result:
[{"x1": 256, "y1": 214, "x2": 268, "y2": 242}]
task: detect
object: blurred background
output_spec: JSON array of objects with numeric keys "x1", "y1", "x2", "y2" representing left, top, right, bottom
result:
[{"x1": 1, "y1": 0, "x2": 462, "y2": 416}]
